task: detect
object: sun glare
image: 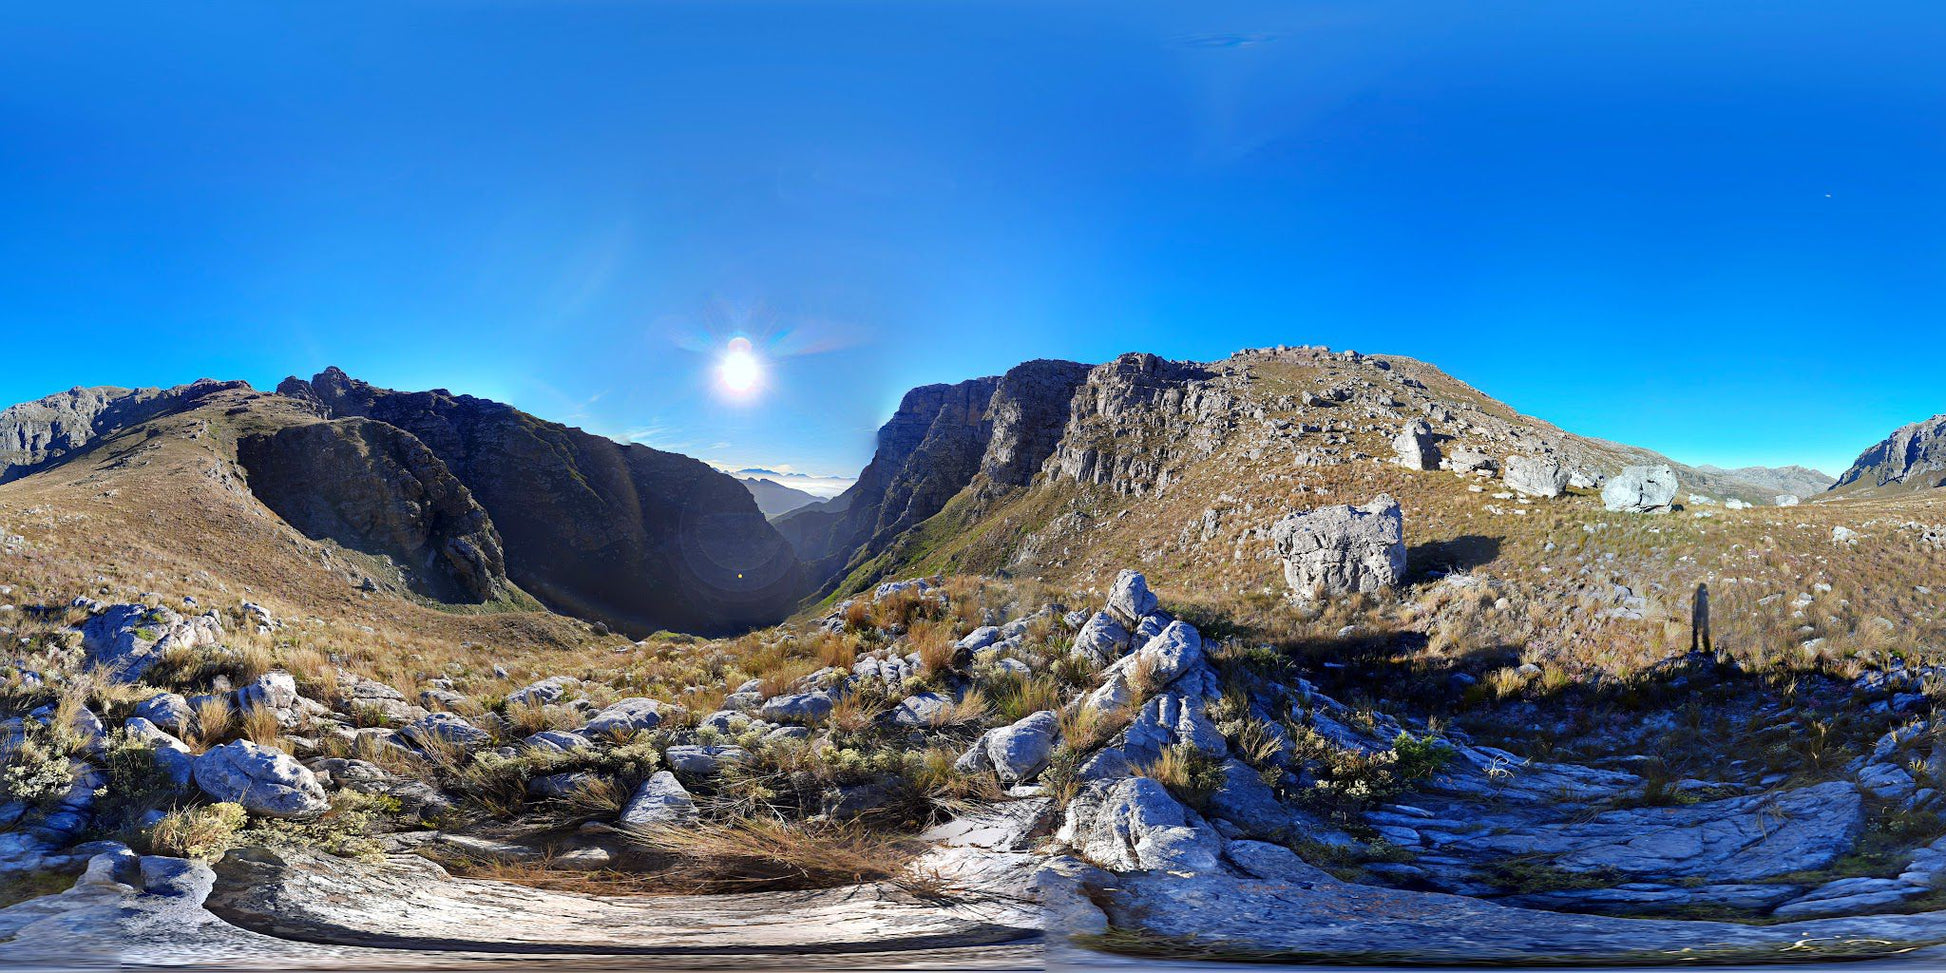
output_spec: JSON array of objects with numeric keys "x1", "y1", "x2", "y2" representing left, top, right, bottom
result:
[{"x1": 717, "y1": 336, "x2": 763, "y2": 397}]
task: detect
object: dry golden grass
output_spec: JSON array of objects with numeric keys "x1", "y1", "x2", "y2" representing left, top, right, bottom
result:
[
  {"x1": 826, "y1": 691, "x2": 888, "y2": 734},
  {"x1": 237, "y1": 703, "x2": 282, "y2": 746},
  {"x1": 927, "y1": 688, "x2": 990, "y2": 728},
  {"x1": 910, "y1": 620, "x2": 959, "y2": 676},
  {"x1": 627, "y1": 816, "x2": 924, "y2": 893},
  {"x1": 186, "y1": 696, "x2": 234, "y2": 753}
]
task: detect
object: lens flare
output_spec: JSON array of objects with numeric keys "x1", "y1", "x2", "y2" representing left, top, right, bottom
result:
[{"x1": 717, "y1": 336, "x2": 763, "y2": 396}]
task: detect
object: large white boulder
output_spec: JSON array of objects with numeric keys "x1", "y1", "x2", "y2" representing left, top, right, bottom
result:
[
  {"x1": 1602, "y1": 465, "x2": 1679, "y2": 513},
  {"x1": 1504, "y1": 455, "x2": 1568, "y2": 498},
  {"x1": 1270, "y1": 494, "x2": 1407, "y2": 598}
]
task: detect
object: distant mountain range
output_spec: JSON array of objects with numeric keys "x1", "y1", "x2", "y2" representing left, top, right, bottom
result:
[
  {"x1": 1693, "y1": 465, "x2": 1834, "y2": 500},
  {"x1": 4, "y1": 352, "x2": 1939, "y2": 636},
  {"x1": 737, "y1": 476, "x2": 822, "y2": 517}
]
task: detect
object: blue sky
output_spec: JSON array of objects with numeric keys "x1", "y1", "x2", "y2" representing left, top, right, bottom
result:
[{"x1": 2, "y1": 2, "x2": 1942, "y2": 480}]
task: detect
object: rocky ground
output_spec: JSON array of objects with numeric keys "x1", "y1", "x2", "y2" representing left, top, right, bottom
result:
[{"x1": 11, "y1": 556, "x2": 1946, "y2": 967}]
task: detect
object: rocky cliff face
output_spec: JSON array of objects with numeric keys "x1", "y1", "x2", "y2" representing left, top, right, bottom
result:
[
  {"x1": 278, "y1": 368, "x2": 802, "y2": 635},
  {"x1": 774, "y1": 360, "x2": 1089, "y2": 592},
  {"x1": 1832, "y1": 414, "x2": 1946, "y2": 496},
  {"x1": 237, "y1": 418, "x2": 512, "y2": 603},
  {"x1": 980, "y1": 360, "x2": 1095, "y2": 488},
  {"x1": 0, "y1": 379, "x2": 250, "y2": 483},
  {"x1": 1047, "y1": 354, "x2": 1233, "y2": 496}
]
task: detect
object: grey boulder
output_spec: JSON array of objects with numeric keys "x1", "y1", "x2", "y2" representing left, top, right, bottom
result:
[
  {"x1": 1056, "y1": 776, "x2": 1220, "y2": 873},
  {"x1": 192, "y1": 740, "x2": 329, "y2": 819},
  {"x1": 1601, "y1": 464, "x2": 1679, "y2": 513},
  {"x1": 619, "y1": 771, "x2": 698, "y2": 827},
  {"x1": 1504, "y1": 455, "x2": 1568, "y2": 498},
  {"x1": 1270, "y1": 494, "x2": 1407, "y2": 598}
]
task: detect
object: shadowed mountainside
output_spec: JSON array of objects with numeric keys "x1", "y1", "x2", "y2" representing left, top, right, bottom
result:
[{"x1": 279, "y1": 367, "x2": 804, "y2": 635}]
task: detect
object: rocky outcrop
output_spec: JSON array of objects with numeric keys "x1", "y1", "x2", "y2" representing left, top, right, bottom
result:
[
  {"x1": 979, "y1": 360, "x2": 1094, "y2": 488},
  {"x1": 278, "y1": 368, "x2": 801, "y2": 635},
  {"x1": 0, "y1": 379, "x2": 250, "y2": 483},
  {"x1": 1391, "y1": 420, "x2": 1439, "y2": 471},
  {"x1": 237, "y1": 418, "x2": 511, "y2": 603},
  {"x1": 1832, "y1": 413, "x2": 1946, "y2": 495},
  {"x1": 81, "y1": 605, "x2": 223, "y2": 684},
  {"x1": 1047, "y1": 354, "x2": 1231, "y2": 496},
  {"x1": 1056, "y1": 776, "x2": 1220, "y2": 873},
  {"x1": 1270, "y1": 495, "x2": 1407, "y2": 598},
  {"x1": 775, "y1": 359, "x2": 1088, "y2": 592},
  {"x1": 192, "y1": 741, "x2": 329, "y2": 819},
  {"x1": 1504, "y1": 454, "x2": 1568, "y2": 498},
  {"x1": 1602, "y1": 464, "x2": 1678, "y2": 513}
]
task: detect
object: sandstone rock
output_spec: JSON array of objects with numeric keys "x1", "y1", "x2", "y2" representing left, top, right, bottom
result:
[
  {"x1": 80, "y1": 605, "x2": 222, "y2": 684},
  {"x1": 664, "y1": 745, "x2": 748, "y2": 775},
  {"x1": 521, "y1": 730, "x2": 593, "y2": 753},
  {"x1": 1121, "y1": 692, "x2": 1226, "y2": 765},
  {"x1": 505, "y1": 676, "x2": 578, "y2": 707},
  {"x1": 192, "y1": 741, "x2": 329, "y2": 818},
  {"x1": 1107, "y1": 569, "x2": 1159, "y2": 623},
  {"x1": 1777, "y1": 494, "x2": 1801, "y2": 507},
  {"x1": 758, "y1": 691, "x2": 832, "y2": 724},
  {"x1": 957, "y1": 710, "x2": 1061, "y2": 784},
  {"x1": 133, "y1": 693, "x2": 193, "y2": 734},
  {"x1": 1773, "y1": 877, "x2": 1929, "y2": 918},
  {"x1": 234, "y1": 671, "x2": 299, "y2": 714},
  {"x1": 123, "y1": 717, "x2": 195, "y2": 786},
  {"x1": 889, "y1": 692, "x2": 955, "y2": 727},
  {"x1": 956, "y1": 626, "x2": 1003, "y2": 651},
  {"x1": 619, "y1": 771, "x2": 697, "y2": 827},
  {"x1": 1056, "y1": 776, "x2": 1220, "y2": 873},
  {"x1": 582, "y1": 697, "x2": 664, "y2": 736},
  {"x1": 1601, "y1": 465, "x2": 1678, "y2": 513},
  {"x1": 1391, "y1": 421, "x2": 1439, "y2": 471},
  {"x1": 1504, "y1": 455, "x2": 1568, "y2": 498},
  {"x1": 1069, "y1": 611, "x2": 1131, "y2": 665},
  {"x1": 1270, "y1": 495, "x2": 1406, "y2": 598},
  {"x1": 400, "y1": 712, "x2": 491, "y2": 750}
]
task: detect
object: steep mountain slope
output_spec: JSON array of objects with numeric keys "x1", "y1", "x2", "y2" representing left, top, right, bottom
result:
[
  {"x1": 1830, "y1": 413, "x2": 1946, "y2": 497},
  {"x1": 739, "y1": 476, "x2": 820, "y2": 517},
  {"x1": 809, "y1": 346, "x2": 1904, "y2": 603},
  {"x1": 237, "y1": 417, "x2": 512, "y2": 604},
  {"x1": 1696, "y1": 464, "x2": 1834, "y2": 500},
  {"x1": 0, "y1": 384, "x2": 588, "y2": 656},
  {"x1": 280, "y1": 368, "x2": 803, "y2": 635},
  {"x1": 0, "y1": 379, "x2": 250, "y2": 482},
  {"x1": 774, "y1": 359, "x2": 1089, "y2": 593}
]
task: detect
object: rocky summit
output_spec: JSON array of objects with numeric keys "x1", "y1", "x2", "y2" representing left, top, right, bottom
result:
[
  {"x1": 1832, "y1": 412, "x2": 1946, "y2": 497},
  {"x1": 6, "y1": 346, "x2": 1946, "y2": 969}
]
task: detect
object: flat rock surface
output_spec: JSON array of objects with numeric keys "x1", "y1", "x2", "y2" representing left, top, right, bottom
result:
[
  {"x1": 206, "y1": 848, "x2": 1039, "y2": 956},
  {"x1": 1101, "y1": 865, "x2": 1946, "y2": 965}
]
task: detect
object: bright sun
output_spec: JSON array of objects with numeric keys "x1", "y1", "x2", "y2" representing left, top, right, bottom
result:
[{"x1": 717, "y1": 336, "x2": 763, "y2": 396}]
